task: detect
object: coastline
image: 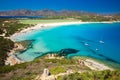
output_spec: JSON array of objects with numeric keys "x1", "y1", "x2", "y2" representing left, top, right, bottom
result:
[
  {"x1": 8, "y1": 21, "x2": 120, "y2": 70},
  {"x1": 84, "y1": 59, "x2": 113, "y2": 70},
  {"x1": 74, "y1": 56, "x2": 114, "y2": 70},
  {"x1": 10, "y1": 21, "x2": 120, "y2": 41}
]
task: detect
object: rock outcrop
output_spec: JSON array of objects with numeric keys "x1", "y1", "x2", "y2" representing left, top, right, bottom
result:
[{"x1": 35, "y1": 68, "x2": 55, "y2": 80}]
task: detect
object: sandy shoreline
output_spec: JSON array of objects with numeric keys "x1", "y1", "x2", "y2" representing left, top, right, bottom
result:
[
  {"x1": 10, "y1": 21, "x2": 83, "y2": 40},
  {"x1": 84, "y1": 59, "x2": 113, "y2": 70},
  {"x1": 10, "y1": 21, "x2": 120, "y2": 41}
]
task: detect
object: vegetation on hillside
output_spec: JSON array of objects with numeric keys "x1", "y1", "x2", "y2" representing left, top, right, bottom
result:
[
  {"x1": 48, "y1": 15, "x2": 115, "y2": 22},
  {"x1": 0, "y1": 19, "x2": 30, "y2": 66},
  {"x1": 0, "y1": 18, "x2": 30, "y2": 36},
  {"x1": 0, "y1": 57, "x2": 120, "y2": 80},
  {"x1": 57, "y1": 70, "x2": 120, "y2": 80},
  {"x1": 0, "y1": 36, "x2": 14, "y2": 66},
  {"x1": 0, "y1": 57, "x2": 89, "y2": 79},
  {"x1": 50, "y1": 66, "x2": 66, "y2": 75}
]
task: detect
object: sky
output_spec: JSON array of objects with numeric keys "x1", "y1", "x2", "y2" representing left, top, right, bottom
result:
[{"x1": 0, "y1": 0, "x2": 120, "y2": 14}]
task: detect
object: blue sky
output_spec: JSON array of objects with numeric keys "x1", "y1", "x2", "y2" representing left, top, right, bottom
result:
[{"x1": 0, "y1": 0, "x2": 120, "y2": 14}]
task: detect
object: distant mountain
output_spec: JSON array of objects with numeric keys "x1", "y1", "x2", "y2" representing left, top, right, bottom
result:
[
  {"x1": 0, "y1": 9, "x2": 120, "y2": 21},
  {"x1": 0, "y1": 10, "x2": 33, "y2": 16},
  {"x1": 0, "y1": 9, "x2": 98, "y2": 16},
  {"x1": 0, "y1": 9, "x2": 58, "y2": 16}
]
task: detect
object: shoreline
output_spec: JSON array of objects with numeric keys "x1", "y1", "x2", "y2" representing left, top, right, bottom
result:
[
  {"x1": 8, "y1": 21, "x2": 119, "y2": 70},
  {"x1": 84, "y1": 59, "x2": 113, "y2": 70},
  {"x1": 10, "y1": 21, "x2": 120, "y2": 41},
  {"x1": 74, "y1": 56, "x2": 114, "y2": 70}
]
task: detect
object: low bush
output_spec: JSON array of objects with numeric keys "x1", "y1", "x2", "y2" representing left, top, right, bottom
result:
[{"x1": 50, "y1": 66, "x2": 66, "y2": 75}]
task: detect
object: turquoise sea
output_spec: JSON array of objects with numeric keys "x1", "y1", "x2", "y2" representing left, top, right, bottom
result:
[{"x1": 14, "y1": 22, "x2": 120, "y2": 68}]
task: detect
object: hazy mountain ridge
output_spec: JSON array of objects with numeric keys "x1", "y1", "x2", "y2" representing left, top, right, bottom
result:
[
  {"x1": 0, "y1": 9, "x2": 58, "y2": 16},
  {"x1": 0, "y1": 9, "x2": 120, "y2": 21},
  {"x1": 0, "y1": 9, "x2": 101, "y2": 16}
]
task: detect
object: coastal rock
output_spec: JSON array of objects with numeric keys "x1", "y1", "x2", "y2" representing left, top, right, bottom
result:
[{"x1": 35, "y1": 68, "x2": 55, "y2": 80}]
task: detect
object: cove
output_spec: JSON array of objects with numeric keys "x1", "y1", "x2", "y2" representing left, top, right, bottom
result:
[{"x1": 14, "y1": 23, "x2": 120, "y2": 67}]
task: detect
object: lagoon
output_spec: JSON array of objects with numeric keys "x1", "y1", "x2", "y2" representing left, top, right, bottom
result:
[{"x1": 14, "y1": 22, "x2": 120, "y2": 67}]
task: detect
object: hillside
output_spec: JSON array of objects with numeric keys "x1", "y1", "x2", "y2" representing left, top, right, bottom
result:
[
  {"x1": 0, "y1": 9, "x2": 120, "y2": 21},
  {"x1": 0, "y1": 56, "x2": 120, "y2": 80}
]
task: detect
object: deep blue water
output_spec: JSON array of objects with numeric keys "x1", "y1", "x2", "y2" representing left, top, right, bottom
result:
[{"x1": 13, "y1": 23, "x2": 120, "y2": 67}]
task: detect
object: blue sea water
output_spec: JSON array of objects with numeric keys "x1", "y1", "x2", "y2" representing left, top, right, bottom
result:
[{"x1": 14, "y1": 23, "x2": 120, "y2": 66}]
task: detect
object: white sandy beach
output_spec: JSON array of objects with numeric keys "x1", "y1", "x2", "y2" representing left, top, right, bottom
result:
[
  {"x1": 84, "y1": 59, "x2": 113, "y2": 70},
  {"x1": 10, "y1": 21, "x2": 119, "y2": 41},
  {"x1": 10, "y1": 21, "x2": 83, "y2": 40}
]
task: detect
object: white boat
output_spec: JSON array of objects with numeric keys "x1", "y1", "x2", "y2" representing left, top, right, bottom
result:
[
  {"x1": 84, "y1": 43, "x2": 89, "y2": 46},
  {"x1": 95, "y1": 48, "x2": 99, "y2": 51},
  {"x1": 99, "y1": 40, "x2": 104, "y2": 44}
]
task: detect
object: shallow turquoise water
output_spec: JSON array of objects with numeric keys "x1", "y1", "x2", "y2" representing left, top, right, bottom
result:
[{"x1": 14, "y1": 23, "x2": 120, "y2": 66}]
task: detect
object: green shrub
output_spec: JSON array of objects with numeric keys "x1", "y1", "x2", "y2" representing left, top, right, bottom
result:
[
  {"x1": 50, "y1": 66, "x2": 66, "y2": 75},
  {"x1": 57, "y1": 70, "x2": 120, "y2": 80},
  {"x1": 44, "y1": 58, "x2": 76, "y2": 65},
  {"x1": 0, "y1": 63, "x2": 27, "y2": 74},
  {"x1": 45, "y1": 59, "x2": 58, "y2": 63}
]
